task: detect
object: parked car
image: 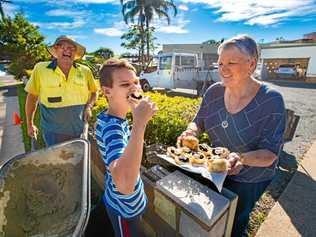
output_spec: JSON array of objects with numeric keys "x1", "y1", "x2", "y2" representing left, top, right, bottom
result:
[{"x1": 274, "y1": 64, "x2": 298, "y2": 79}]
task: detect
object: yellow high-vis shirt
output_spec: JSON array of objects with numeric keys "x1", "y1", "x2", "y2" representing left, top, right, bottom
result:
[{"x1": 25, "y1": 60, "x2": 97, "y2": 108}]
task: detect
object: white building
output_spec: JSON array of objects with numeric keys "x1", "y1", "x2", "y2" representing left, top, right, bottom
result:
[{"x1": 260, "y1": 42, "x2": 316, "y2": 83}]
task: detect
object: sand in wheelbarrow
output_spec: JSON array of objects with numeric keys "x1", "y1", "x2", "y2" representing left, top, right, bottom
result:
[{"x1": 0, "y1": 148, "x2": 83, "y2": 237}]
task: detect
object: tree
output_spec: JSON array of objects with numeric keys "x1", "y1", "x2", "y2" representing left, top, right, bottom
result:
[
  {"x1": 121, "y1": 24, "x2": 157, "y2": 65},
  {"x1": 143, "y1": 0, "x2": 177, "y2": 60},
  {"x1": 202, "y1": 38, "x2": 225, "y2": 45},
  {"x1": 120, "y1": 0, "x2": 177, "y2": 67},
  {"x1": 0, "y1": 0, "x2": 12, "y2": 22},
  {"x1": 0, "y1": 13, "x2": 49, "y2": 78},
  {"x1": 121, "y1": 25, "x2": 142, "y2": 62},
  {"x1": 92, "y1": 47, "x2": 114, "y2": 60}
]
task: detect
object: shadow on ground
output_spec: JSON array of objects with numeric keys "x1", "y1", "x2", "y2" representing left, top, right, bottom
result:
[{"x1": 277, "y1": 166, "x2": 316, "y2": 237}]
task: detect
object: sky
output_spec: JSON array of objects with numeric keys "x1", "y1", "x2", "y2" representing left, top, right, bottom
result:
[{"x1": 3, "y1": 0, "x2": 316, "y2": 54}]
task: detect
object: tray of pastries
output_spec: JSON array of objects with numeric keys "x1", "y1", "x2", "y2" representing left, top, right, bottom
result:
[{"x1": 157, "y1": 136, "x2": 230, "y2": 191}]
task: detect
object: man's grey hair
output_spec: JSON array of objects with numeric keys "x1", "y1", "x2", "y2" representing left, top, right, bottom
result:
[{"x1": 218, "y1": 35, "x2": 259, "y2": 62}]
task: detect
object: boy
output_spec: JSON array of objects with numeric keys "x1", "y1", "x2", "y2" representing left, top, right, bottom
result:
[{"x1": 95, "y1": 58, "x2": 157, "y2": 237}]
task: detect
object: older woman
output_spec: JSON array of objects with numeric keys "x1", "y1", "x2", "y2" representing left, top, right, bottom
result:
[{"x1": 178, "y1": 35, "x2": 286, "y2": 237}]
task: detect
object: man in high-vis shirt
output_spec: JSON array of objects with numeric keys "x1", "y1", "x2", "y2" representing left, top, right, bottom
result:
[{"x1": 25, "y1": 36, "x2": 97, "y2": 146}]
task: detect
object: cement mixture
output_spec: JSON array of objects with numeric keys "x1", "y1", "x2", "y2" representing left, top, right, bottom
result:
[{"x1": 0, "y1": 148, "x2": 84, "y2": 237}]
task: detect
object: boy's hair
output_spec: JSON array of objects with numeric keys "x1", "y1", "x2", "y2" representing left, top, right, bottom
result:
[{"x1": 99, "y1": 58, "x2": 136, "y2": 87}]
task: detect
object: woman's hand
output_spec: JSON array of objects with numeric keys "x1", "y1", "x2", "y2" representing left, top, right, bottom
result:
[{"x1": 227, "y1": 152, "x2": 243, "y2": 175}]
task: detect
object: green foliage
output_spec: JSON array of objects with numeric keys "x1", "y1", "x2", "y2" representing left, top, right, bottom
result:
[
  {"x1": 92, "y1": 92, "x2": 210, "y2": 146},
  {"x1": 76, "y1": 60, "x2": 101, "y2": 79},
  {"x1": 120, "y1": 0, "x2": 177, "y2": 67},
  {"x1": 17, "y1": 85, "x2": 45, "y2": 152},
  {"x1": 92, "y1": 47, "x2": 114, "y2": 60},
  {"x1": 0, "y1": 13, "x2": 49, "y2": 78}
]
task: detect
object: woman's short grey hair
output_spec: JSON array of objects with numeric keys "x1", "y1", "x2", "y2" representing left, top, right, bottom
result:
[{"x1": 218, "y1": 35, "x2": 259, "y2": 62}]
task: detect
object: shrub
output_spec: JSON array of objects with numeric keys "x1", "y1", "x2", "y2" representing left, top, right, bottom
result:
[{"x1": 92, "y1": 91, "x2": 210, "y2": 146}]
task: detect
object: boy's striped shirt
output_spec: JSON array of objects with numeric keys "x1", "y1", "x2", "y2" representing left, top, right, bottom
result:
[{"x1": 95, "y1": 112, "x2": 147, "y2": 218}]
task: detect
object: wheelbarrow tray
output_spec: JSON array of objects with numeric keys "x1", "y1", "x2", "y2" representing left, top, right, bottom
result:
[{"x1": 0, "y1": 139, "x2": 91, "y2": 237}]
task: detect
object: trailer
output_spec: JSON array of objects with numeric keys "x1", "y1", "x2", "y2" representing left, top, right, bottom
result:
[{"x1": 140, "y1": 52, "x2": 220, "y2": 96}]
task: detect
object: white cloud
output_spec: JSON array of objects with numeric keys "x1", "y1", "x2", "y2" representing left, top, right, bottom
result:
[
  {"x1": 181, "y1": 0, "x2": 316, "y2": 25},
  {"x1": 178, "y1": 4, "x2": 189, "y2": 11},
  {"x1": 157, "y1": 25, "x2": 188, "y2": 34},
  {"x1": 94, "y1": 27, "x2": 123, "y2": 36},
  {"x1": 2, "y1": 2, "x2": 18, "y2": 18},
  {"x1": 33, "y1": 20, "x2": 85, "y2": 29},
  {"x1": 70, "y1": 0, "x2": 118, "y2": 4},
  {"x1": 46, "y1": 9, "x2": 88, "y2": 17},
  {"x1": 94, "y1": 21, "x2": 128, "y2": 37}
]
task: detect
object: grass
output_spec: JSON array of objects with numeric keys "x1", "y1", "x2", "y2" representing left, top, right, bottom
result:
[{"x1": 17, "y1": 84, "x2": 45, "y2": 151}]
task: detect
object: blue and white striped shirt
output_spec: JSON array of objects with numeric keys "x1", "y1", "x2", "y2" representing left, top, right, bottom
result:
[
  {"x1": 95, "y1": 112, "x2": 147, "y2": 218},
  {"x1": 194, "y1": 82, "x2": 286, "y2": 183}
]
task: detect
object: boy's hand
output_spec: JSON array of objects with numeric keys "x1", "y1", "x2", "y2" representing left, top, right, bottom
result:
[{"x1": 129, "y1": 96, "x2": 158, "y2": 125}]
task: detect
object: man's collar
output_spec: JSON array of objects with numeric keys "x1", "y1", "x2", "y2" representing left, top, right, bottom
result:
[{"x1": 46, "y1": 59, "x2": 78, "y2": 70}]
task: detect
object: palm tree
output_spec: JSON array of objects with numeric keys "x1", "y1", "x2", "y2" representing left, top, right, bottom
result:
[
  {"x1": 121, "y1": 0, "x2": 146, "y2": 67},
  {"x1": 120, "y1": 0, "x2": 177, "y2": 66},
  {"x1": 0, "y1": 0, "x2": 12, "y2": 22},
  {"x1": 143, "y1": 0, "x2": 177, "y2": 61}
]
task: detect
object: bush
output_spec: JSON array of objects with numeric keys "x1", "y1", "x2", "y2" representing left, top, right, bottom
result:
[{"x1": 92, "y1": 92, "x2": 210, "y2": 146}]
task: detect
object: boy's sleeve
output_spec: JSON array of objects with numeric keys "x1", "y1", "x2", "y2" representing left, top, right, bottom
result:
[
  {"x1": 25, "y1": 64, "x2": 40, "y2": 96},
  {"x1": 102, "y1": 124, "x2": 126, "y2": 167}
]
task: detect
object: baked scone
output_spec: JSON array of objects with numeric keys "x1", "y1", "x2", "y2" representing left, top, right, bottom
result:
[
  {"x1": 182, "y1": 136, "x2": 199, "y2": 151},
  {"x1": 207, "y1": 158, "x2": 227, "y2": 173},
  {"x1": 167, "y1": 146, "x2": 182, "y2": 159},
  {"x1": 190, "y1": 152, "x2": 206, "y2": 165},
  {"x1": 212, "y1": 147, "x2": 230, "y2": 159},
  {"x1": 198, "y1": 143, "x2": 212, "y2": 157},
  {"x1": 180, "y1": 146, "x2": 192, "y2": 154},
  {"x1": 175, "y1": 153, "x2": 192, "y2": 165}
]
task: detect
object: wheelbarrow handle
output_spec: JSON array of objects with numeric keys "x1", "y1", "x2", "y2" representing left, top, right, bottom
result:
[{"x1": 81, "y1": 122, "x2": 89, "y2": 140}]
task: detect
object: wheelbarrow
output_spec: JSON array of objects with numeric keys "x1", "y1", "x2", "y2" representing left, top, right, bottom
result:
[{"x1": 0, "y1": 124, "x2": 91, "y2": 237}]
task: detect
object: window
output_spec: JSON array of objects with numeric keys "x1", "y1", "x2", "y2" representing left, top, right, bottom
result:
[
  {"x1": 159, "y1": 56, "x2": 172, "y2": 70},
  {"x1": 175, "y1": 56, "x2": 180, "y2": 66},
  {"x1": 181, "y1": 56, "x2": 196, "y2": 67}
]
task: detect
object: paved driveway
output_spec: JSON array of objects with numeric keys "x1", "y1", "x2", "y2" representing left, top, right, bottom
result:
[{"x1": 265, "y1": 81, "x2": 316, "y2": 158}]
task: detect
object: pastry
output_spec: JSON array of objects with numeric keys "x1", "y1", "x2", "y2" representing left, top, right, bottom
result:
[
  {"x1": 175, "y1": 153, "x2": 192, "y2": 165},
  {"x1": 182, "y1": 136, "x2": 199, "y2": 150},
  {"x1": 198, "y1": 143, "x2": 212, "y2": 157},
  {"x1": 190, "y1": 152, "x2": 206, "y2": 165},
  {"x1": 207, "y1": 158, "x2": 227, "y2": 173},
  {"x1": 212, "y1": 147, "x2": 230, "y2": 159},
  {"x1": 167, "y1": 146, "x2": 182, "y2": 159}
]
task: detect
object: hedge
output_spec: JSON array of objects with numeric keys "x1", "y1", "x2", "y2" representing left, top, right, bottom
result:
[
  {"x1": 18, "y1": 88, "x2": 209, "y2": 152},
  {"x1": 92, "y1": 91, "x2": 210, "y2": 146}
]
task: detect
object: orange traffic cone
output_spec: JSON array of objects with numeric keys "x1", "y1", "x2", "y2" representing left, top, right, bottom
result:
[{"x1": 13, "y1": 112, "x2": 23, "y2": 125}]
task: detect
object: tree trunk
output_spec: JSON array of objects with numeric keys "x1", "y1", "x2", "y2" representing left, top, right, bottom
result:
[
  {"x1": 146, "y1": 19, "x2": 150, "y2": 65},
  {"x1": 140, "y1": 22, "x2": 145, "y2": 71}
]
